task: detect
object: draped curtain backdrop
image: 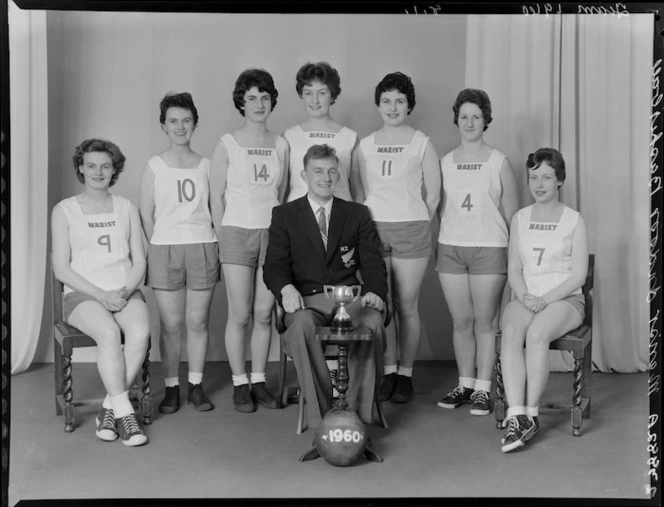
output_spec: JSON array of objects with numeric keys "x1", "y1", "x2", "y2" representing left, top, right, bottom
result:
[
  {"x1": 465, "y1": 14, "x2": 651, "y2": 372},
  {"x1": 9, "y1": 1, "x2": 48, "y2": 374}
]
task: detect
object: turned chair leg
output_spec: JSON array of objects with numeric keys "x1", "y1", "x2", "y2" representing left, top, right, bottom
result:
[
  {"x1": 141, "y1": 347, "x2": 152, "y2": 425},
  {"x1": 495, "y1": 355, "x2": 506, "y2": 429},
  {"x1": 581, "y1": 340, "x2": 592, "y2": 418},
  {"x1": 54, "y1": 339, "x2": 64, "y2": 416},
  {"x1": 63, "y1": 354, "x2": 74, "y2": 433},
  {"x1": 571, "y1": 354, "x2": 584, "y2": 437}
]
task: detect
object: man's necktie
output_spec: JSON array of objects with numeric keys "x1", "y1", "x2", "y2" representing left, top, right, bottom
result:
[{"x1": 317, "y1": 206, "x2": 327, "y2": 250}]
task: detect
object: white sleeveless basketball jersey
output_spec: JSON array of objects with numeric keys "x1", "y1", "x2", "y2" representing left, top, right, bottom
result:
[
  {"x1": 360, "y1": 130, "x2": 430, "y2": 222},
  {"x1": 284, "y1": 125, "x2": 357, "y2": 202},
  {"x1": 517, "y1": 204, "x2": 581, "y2": 297},
  {"x1": 148, "y1": 156, "x2": 217, "y2": 245},
  {"x1": 220, "y1": 133, "x2": 287, "y2": 229},
  {"x1": 438, "y1": 149, "x2": 508, "y2": 247},
  {"x1": 58, "y1": 194, "x2": 133, "y2": 295}
]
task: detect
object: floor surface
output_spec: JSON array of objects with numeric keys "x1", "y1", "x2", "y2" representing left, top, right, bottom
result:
[{"x1": 8, "y1": 360, "x2": 652, "y2": 506}]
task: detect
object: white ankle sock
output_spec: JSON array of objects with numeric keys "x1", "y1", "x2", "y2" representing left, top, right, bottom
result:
[
  {"x1": 188, "y1": 372, "x2": 203, "y2": 385},
  {"x1": 526, "y1": 406, "x2": 539, "y2": 418},
  {"x1": 384, "y1": 365, "x2": 398, "y2": 375},
  {"x1": 507, "y1": 406, "x2": 526, "y2": 418},
  {"x1": 109, "y1": 391, "x2": 133, "y2": 419},
  {"x1": 474, "y1": 379, "x2": 492, "y2": 392},
  {"x1": 459, "y1": 376, "x2": 476, "y2": 390},
  {"x1": 232, "y1": 374, "x2": 249, "y2": 387},
  {"x1": 103, "y1": 395, "x2": 112, "y2": 409},
  {"x1": 250, "y1": 372, "x2": 266, "y2": 384},
  {"x1": 164, "y1": 377, "x2": 179, "y2": 388},
  {"x1": 397, "y1": 366, "x2": 413, "y2": 377}
]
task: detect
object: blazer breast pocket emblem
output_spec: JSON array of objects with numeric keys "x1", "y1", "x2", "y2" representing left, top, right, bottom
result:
[{"x1": 341, "y1": 247, "x2": 356, "y2": 268}]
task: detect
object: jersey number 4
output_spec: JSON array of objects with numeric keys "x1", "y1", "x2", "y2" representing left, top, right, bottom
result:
[
  {"x1": 177, "y1": 178, "x2": 196, "y2": 203},
  {"x1": 461, "y1": 193, "x2": 474, "y2": 211}
]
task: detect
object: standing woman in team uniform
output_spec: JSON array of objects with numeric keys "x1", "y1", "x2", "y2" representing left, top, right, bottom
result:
[
  {"x1": 436, "y1": 89, "x2": 518, "y2": 416},
  {"x1": 358, "y1": 72, "x2": 441, "y2": 404},
  {"x1": 499, "y1": 148, "x2": 588, "y2": 452},
  {"x1": 284, "y1": 61, "x2": 362, "y2": 203},
  {"x1": 52, "y1": 139, "x2": 150, "y2": 446},
  {"x1": 209, "y1": 68, "x2": 288, "y2": 413},
  {"x1": 139, "y1": 92, "x2": 219, "y2": 415}
]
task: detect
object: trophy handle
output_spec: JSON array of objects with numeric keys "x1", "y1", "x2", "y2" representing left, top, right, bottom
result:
[
  {"x1": 351, "y1": 285, "x2": 362, "y2": 301},
  {"x1": 323, "y1": 285, "x2": 335, "y2": 301}
]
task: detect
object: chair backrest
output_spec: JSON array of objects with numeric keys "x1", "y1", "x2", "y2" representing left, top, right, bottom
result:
[
  {"x1": 50, "y1": 254, "x2": 65, "y2": 326},
  {"x1": 581, "y1": 253, "x2": 595, "y2": 327}
]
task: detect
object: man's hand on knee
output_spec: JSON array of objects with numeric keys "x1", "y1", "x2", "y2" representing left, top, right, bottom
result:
[
  {"x1": 281, "y1": 284, "x2": 305, "y2": 313},
  {"x1": 361, "y1": 292, "x2": 384, "y2": 312}
]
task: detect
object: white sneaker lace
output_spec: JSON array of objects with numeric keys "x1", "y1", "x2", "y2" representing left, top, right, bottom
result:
[
  {"x1": 504, "y1": 416, "x2": 520, "y2": 440},
  {"x1": 101, "y1": 409, "x2": 116, "y2": 430},
  {"x1": 121, "y1": 414, "x2": 141, "y2": 435},
  {"x1": 470, "y1": 390, "x2": 489, "y2": 403},
  {"x1": 449, "y1": 385, "x2": 465, "y2": 398}
]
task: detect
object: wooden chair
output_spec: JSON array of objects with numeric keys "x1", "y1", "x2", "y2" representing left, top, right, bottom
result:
[
  {"x1": 494, "y1": 253, "x2": 595, "y2": 436},
  {"x1": 52, "y1": 262, "x2": 153, "y2": 432},
  {"x1": 275, "y1": 301, "x2": 389, "y2": 434}
]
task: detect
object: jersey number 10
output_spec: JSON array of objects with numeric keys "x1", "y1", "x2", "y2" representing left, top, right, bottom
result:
[{"x1": 177, "y1": 178, "x2": 196, "y2": 203}]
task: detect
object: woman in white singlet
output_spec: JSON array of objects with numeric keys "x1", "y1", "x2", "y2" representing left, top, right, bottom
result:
[
  {"x1": 52, "y1": 139, "x2": 150, "y2": 446},
  {"x1": 499, "y1": 148, "x2": 588, "y2": 453},
  {"x1": 435, "y1": 89, "x2": 519, "y2": 417},
  {"x1": 209, "y1": 68, "x2": 288, "y2": 413},
  {"x1": 284, "y1": 61, "x2": 362, "y2": 202},
  {"x1": 139, "y1": 92, "x2": 219, "y2": 415},
  {"x1": 358, "y1": 72, "x2": 441, "y2": 404}
]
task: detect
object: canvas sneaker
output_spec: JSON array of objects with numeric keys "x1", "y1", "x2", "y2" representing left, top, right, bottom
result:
[
  {"x1": 501, "y1": 415, "x2": 539, "y2": 453},
  {"x1": 116, "y1": 413, "x2": 147, "y2": 447},
  {"x1": 469, "y1": 389, "x2": 492, "y2": 416},
  {"x1": 436, "y1": 385, "x2": 474, "y2": 409},
  {"x1": 95, "y1": 407, "x2": 118, "y2": 442}
]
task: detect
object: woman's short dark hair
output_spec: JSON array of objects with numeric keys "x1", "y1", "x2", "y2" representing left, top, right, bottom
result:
[
  {"x1": 526, "y1": 147, "x2": 566, "y2": 183},
  {"x1": 295, "y1": 62, "x2": 341, "y2": 103},
  {"x1": 159, "y1": 92, "x2": 199, "y2": 126},
  {"x1": 232, "y1": 68, "x2": 278, "y2": 116},
  {"x1": 452, "y1": 88, "x2": 493, "y2": 130},
  {"x1": 374, "y1": 72, "x2": 416, "y2": 113},
  {"x1": 72, "y1": 139, "x2": 126, "y2": 187},
  {"x1": 303, "y1": 144, "x2": 339, "y2": 169}
]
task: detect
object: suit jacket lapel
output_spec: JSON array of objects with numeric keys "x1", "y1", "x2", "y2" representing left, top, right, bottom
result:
[
  {"x1": 296, "y1": 197, "x2": 326, "y2": 261},
  {"x1": 326, "y1": 198, "x2": 346, "y2": 262}
]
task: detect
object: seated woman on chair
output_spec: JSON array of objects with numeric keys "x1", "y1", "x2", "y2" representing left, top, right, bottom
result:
[
  {"x1": 51, "y1": 139, "x2": 150, "y2": 447},
  {"x1": 499, "y1": 147, "x2": 588, "y2": 453}
]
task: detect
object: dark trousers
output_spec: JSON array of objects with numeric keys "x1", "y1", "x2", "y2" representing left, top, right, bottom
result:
[{"x1": 283, "y1": 293, "x2": 385, "y2": 424}]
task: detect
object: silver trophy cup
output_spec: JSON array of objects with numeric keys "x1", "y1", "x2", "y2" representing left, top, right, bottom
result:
[{"x1": 324, "y1": 285, "x2": 362, "y2": 333}]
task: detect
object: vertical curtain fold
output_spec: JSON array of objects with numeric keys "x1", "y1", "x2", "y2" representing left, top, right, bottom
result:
[
  {"x1": 465, "y1": 13, "x2": 651, "y2": 372},
  {"x1": 9, "y1": 2, "x2": 48, "y2": 374}
]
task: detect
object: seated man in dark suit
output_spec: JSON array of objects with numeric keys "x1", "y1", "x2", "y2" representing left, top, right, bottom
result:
[{"x1": 263, "y1": 144, "x2": 388, "y2": 425}]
